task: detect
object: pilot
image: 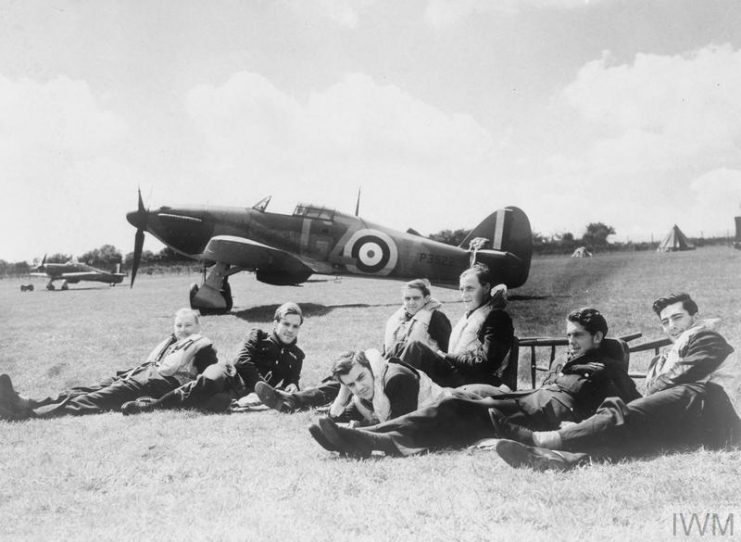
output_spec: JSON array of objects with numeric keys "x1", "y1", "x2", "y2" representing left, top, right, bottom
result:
[
  {"x1": 383, "y1": 279, "x2": 452, "y2": 359},
  {"x1": 398, "y1": 263, "x2": 515, "y2": 389},
  {"x1": 119, "y1": 302, "x2": 305, "y2": 414},
  {"x1": 0, "y1": 308, "x2": 218, "y2": 420},
  {"x1": 254, "y1": 278, "x2": 454, "y2": 414},
  {"x1": 308, "y1": 308, "x2": 640, "y2": 458},
  {"x1": 492, "y1": 293, "x2": 741, "y2": 471},
  {"x1": 312, "y1": 348, "x2": 451, "y2": 435}
]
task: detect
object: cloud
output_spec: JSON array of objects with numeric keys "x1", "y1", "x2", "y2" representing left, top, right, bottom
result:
[
  {"x1": 186, "y1": 71, "x2": 502, "y2": 230},
  {"x1": 690, "y1": 169, "x2": 741, "y2": 231},
  {"x1": 538, "y1": 44, "x2": 741, "y2": 239},
  {"x1": 286, "y1": 0, "x2": 371, "y2": 29},
  {"x1": 424, "y1": 0, "x2": 606, "y2": 29},
  {"x1": 0, "y1": 74, "x2": 129, "y2": 261}
]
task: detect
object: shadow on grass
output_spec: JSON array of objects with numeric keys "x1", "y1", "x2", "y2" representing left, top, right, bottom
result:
[
  {"x1": 233, "y1": 302, "x2": 399, "y2": 322},
  {"x1": 43, "y1": 286, "x2": 115, "y2": 292},
  {"x1": 508, "y1": 294, "x2": 549, "y2": 301}
]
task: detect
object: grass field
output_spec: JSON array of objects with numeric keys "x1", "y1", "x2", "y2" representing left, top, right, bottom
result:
[{"x1": 1, "y1": 247, "x2": 740, "y2": 541}]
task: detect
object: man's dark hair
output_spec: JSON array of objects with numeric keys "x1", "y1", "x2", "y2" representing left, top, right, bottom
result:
[
  {"x1": 331, "y1": 350, "x2": 371, "y2": 380},
  {"x1": 652, "y1": 292, "x2": 698, "y2": 316},
  {"x1": 567, "y1": 307, "x2": 608, "y2": 337}
]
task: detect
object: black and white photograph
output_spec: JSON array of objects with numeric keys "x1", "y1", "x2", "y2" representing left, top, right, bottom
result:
[{"x1": 1, "y1": 1, "x2": 740, "y2": 540}]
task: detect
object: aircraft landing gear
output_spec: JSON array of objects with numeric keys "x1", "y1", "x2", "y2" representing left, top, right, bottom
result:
[
  {"x1": 61, "y1": 280, "x2": 69, "y2": 291},
  {"x1": 189, "y1": 263, "x2": 234, "y2": 315},
  {"x1": 46, "y1": 281, "x2": 55, "y2": 291}
]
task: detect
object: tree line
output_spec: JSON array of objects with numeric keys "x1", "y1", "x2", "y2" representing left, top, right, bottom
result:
[
  {"x1": 0, "y1": 223, "x2": 733, "y2": 278},
  {"x1": 0, "y1": 245, "x2": 193, "y2": 279}
]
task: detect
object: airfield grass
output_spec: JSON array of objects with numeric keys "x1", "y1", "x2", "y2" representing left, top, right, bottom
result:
[{"x1": 1, "y1": 247, "x2": 740, "y2": 541}]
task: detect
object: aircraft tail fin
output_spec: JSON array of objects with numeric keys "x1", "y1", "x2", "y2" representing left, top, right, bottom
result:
[{"x1": 459, "y1": 207, "x2": 532, "y2": 288}]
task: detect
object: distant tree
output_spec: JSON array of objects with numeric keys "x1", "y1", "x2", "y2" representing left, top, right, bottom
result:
[
  {"x1": 79, "y1": 244, "x2": 123, "y2": 267},
  {"x1": 581, "y1": 222, "x2": 616, "y2": 249},
  {"x1": 10, "y1": 261, "x2": 30, "y2": 275},
  {"x1": 429, "y1": 228, "x2": 471, "y2": 246},
  {"x1": 560, "y1": 232, "x2": 575, "y2": 244},
  {"x1": 124, "y1": 250, "x2": 156, "y2": 265},
  {"x1": 156, "y1": 246, "x2": 190, "y2": 263},
  {"x1": 46, "y1": 253, "x2": 72, "y2": 263},
  {"x1": 531, "y1": 232, "x2": 548, "y2": 247}
]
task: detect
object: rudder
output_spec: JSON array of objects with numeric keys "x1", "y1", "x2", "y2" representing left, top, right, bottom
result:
[{"x1": 459, "y1": 207, "x2": 532, "y2": 288}]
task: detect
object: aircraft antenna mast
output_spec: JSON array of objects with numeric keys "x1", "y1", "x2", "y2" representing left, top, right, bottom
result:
[{"x1": 355, "y1": 187, "x2": 362, "y2": 217}]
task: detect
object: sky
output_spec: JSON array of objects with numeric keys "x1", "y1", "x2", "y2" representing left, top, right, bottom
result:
[{"x1": 2, "y1": 0, "x2": 741, "y2": 262}]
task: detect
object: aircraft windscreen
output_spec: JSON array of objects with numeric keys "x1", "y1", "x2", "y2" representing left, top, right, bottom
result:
[{"x1": 292, "y1": 204, "x2": 335, "y2": 221}]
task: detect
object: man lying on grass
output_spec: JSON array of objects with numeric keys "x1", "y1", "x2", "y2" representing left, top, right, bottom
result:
[
  {"x1": 308, "y1": 308, "x2": 639, "y2": 458},
  {"x1": 120, "y1": 302, "x2": 305, "y2": 414},
  {"x1": 0, "y1": 308, "x2": 217, "y2": 420},
  {"x1": 493, "y1": 292, "x2": 741, "y2": 471},
  {"x1": 305, "y1": 348, "x2": 453, "y2": 442}
]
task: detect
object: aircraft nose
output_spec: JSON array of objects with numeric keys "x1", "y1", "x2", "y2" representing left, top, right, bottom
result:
[{"x1": 126, "y1": 209, "x2": 147, "y2": 229}]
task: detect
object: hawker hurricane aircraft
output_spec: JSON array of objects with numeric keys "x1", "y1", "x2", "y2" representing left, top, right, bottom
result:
[
  {"x1": 127, "y1": 193, "x2": 532, "y2": 314},
  {"x1": 31, "y1": 256, "x2": 126, "y2": 290}
]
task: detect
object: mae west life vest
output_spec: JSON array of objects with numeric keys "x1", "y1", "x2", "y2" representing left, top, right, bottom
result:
[
  {"x1": 147, "y1": 334, "x2": 213, "y2": 385},
  {"x1": 383, "y1": 298, "x2": 443, "y2": 354},
  {"x1": 352, "y1": 349, "x2": 450, "y2": 423}
]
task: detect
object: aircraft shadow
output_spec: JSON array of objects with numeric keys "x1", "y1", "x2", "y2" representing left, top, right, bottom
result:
[
  {"x1": 43, "y1": 286, "x2": 113, "y2": 292},
  {"x1": 508, "y1": 294, "x2": 549, "y2": 301},
  {"x1": 232, "y1": 302, "x2": 399, "y2": 322}
]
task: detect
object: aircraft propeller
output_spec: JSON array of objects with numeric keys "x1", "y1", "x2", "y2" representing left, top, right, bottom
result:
[{"x1": 129, "y1": 189, "x2": 148, "y2": 288}]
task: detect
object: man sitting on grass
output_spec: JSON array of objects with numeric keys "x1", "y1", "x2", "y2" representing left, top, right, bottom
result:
[
  {"x1": 255, "y1": 263, "x2": 514, "y2": 414},
  {"x1": 0, "y1": 308, "x2": 217, "y2": 419},
  {"x1": 120, "y1": 302, "x2": 305, "y2": 414},
  {"x1": 308, "y1": 308, "x2": 639, "y2": 458},
  {"x1": 494, "y1": 292, "x2": 741, "y2": 471}
]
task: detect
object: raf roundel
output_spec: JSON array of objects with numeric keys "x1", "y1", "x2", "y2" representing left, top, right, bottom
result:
[{"x1": 343, "y1": 229, "x2": 399, "y2": 276}]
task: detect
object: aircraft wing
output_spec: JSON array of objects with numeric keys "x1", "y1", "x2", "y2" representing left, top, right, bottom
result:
[
  {"x1": 57, "y1": 272, "x2": 110, "y2": 280},
  {"x1": 29, "y1": 271, "x2": 105, "y2": 280},
  {"x1": 201, "y1": 235, "x2": 315, "y2": 284}
]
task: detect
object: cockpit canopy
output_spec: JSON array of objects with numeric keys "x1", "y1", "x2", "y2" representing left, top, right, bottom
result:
[{"x1": 292, "y1": 204, "x2": 335, "y2": 221}]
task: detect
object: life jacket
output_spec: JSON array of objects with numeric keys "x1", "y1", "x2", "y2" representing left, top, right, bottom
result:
[
  {"x1": 383, "y1": 298, "x2": 442, "y2": 354},
  {"x1": 646, "y1": 319, "x2": 739, "y2": 411},
  {"x1": 448, "y1": 285, "x2": 506, "y2": 355},
  {"x1": 149, "y1": 334, "x2": 214, "y2": 385},
  {"x1": 352, "y1": 349, "x2": 450, "y2": 423}
]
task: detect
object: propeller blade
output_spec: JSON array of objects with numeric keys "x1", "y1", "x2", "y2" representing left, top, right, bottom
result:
[
  {"x1": 131, "y1": 228, "x2": 144, "y2": 288},
  {"x1": 130, "y1": 188, "x2": 148, "y2": 288}
]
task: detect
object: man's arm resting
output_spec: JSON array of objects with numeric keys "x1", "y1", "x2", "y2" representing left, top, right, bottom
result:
[{"x1": 384, "y1": 370, "x2": 420, "y2": 419}]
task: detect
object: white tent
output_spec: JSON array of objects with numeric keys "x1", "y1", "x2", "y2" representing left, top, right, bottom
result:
[
  {"x1": 656, "y1": 225, "x2": 694, "y2": 252},
  {"x1": 571, "y1": 246, "x2": 592, "y2": 258}
]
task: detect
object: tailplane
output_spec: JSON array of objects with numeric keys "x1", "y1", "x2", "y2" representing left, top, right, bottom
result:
[{"x1": 459, "y1": 207, "x2": 532, "y2": 288}]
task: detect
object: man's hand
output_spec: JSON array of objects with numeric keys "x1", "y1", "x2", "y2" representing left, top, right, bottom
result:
[{"x1": 284, "y1": 383, "x2": 298, "y2": 393}]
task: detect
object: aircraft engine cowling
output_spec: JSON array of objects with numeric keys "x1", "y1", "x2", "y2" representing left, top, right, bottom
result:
[{"x1": 255, "y1": 267, "x2": 313, "y2": 286}]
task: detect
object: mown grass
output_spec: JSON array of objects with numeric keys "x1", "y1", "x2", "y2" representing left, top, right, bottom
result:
[{"x1": 1, "y1": 247, "x2": 740, "y2": 541}]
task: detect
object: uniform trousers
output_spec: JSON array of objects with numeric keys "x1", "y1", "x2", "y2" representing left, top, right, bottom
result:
[
  {"x1": 558, "y1": 382, "x2": 741, "y2": 456},
  {"x1": 32, "y1": 370, "x2": 181, "y2": 417}
]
